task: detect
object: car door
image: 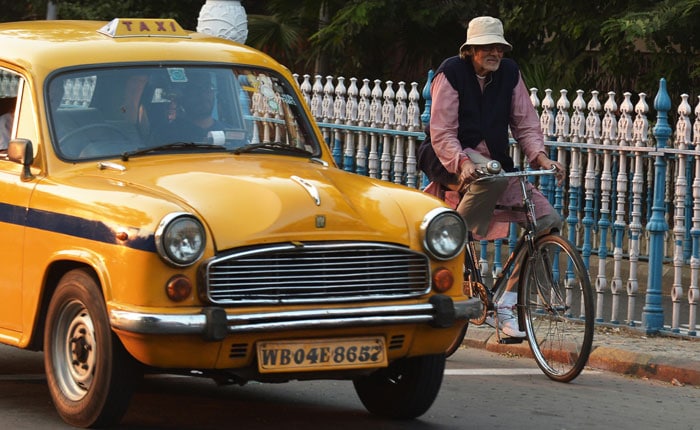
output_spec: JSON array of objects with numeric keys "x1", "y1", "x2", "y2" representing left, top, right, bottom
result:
[{"x1": 0, "y1": 70, "x2": 38, "y2": 338}]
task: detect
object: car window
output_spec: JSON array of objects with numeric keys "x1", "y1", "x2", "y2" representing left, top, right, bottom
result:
[
  {"x1": 48, "y1": 66, "x2": 319, "y2": 161},
  {"x1": 0, "y1": 69, "x2": 20, "y2": 152}
]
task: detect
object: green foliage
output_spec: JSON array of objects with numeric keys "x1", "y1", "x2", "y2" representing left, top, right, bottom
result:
[
  {"x1": 1, "y1": 0, "x2": 697, "y2": 101},
  {"x1": 0, "y1": 1, "x2": 203, "y2": 29}
]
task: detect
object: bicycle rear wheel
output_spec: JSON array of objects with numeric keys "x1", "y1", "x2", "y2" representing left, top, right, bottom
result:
[{"x1": 519, "y1": 234, "x2": 594, "y2": 382}]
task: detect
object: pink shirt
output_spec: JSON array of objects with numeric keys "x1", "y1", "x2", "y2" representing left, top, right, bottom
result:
[
  {"x1": 428, "y1": 71, "x2": 545, "y2": 175},
  {"x1": 426, "y1": 68, "x2": 553, "y2": 240}
]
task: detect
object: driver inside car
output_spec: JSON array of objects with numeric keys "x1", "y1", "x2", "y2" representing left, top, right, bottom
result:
[{"x1": 162, "y1": 71, "x2": 230, "y2": 143}]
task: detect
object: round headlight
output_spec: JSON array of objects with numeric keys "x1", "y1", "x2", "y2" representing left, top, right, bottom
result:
[
  {"x1": 421, "y1": 208, "x2": 467, "y2": 260},
  {"x1": 155, "y1": 213, "x2": 206, "y2": 267}
]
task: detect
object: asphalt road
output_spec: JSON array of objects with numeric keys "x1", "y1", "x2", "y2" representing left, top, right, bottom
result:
[{"x1": 0, "y1": 344, "x2": 697, "y2": 429}]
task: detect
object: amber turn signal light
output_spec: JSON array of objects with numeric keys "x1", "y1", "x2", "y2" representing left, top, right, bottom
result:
[
  {"x1": 166, "y1": 275, "x2": 192, "y2": 302},
  {"x1": 432, "y1": 267, "x2": 454, "y2": 293}
]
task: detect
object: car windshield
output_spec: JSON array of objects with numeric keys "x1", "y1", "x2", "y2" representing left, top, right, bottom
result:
[{"x1": 48, "y1": 65, "x2": 319, "y2": 160}]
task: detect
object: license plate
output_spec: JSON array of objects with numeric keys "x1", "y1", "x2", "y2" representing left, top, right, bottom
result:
[{"x1": 257, "y1": 337, "x2": 387, "y2": 373}]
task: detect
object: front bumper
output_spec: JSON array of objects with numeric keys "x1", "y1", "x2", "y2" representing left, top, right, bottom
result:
[{"x1": 110, "y1": 295, "x2": 482, "y2": 341}]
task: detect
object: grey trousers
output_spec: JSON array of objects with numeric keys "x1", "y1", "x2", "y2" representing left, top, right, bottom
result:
[
  {"x1": 456, "y1": 151, "x2": 562, "y2": 237},
  {"x1": 456, "y1": 152, "x2": 563, "y2": 294}
]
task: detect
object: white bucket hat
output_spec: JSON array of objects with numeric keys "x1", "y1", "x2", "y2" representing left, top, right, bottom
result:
[{"x1": 459, "y1": 16, "x2": 512, "y2": 52}]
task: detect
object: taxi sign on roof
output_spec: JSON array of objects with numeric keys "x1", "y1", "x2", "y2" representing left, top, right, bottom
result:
[{"x1": 98, "y1": 18, "x2": 189, "y2": 38}]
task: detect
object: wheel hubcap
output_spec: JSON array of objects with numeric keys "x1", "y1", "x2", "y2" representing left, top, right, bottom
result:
[{"x1": 53, "y1": 300, "x2": 97, "y2": 401}]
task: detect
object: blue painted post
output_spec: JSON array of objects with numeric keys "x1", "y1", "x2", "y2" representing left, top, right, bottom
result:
[
  {"x1": 420, "y1": 70, "x2": 434, "y2": 128},
  {"x1": 643, "y1": 78, "x2": 672, "y2": 334},
  {"x1": 332, "y1": 135, "x2": 343, "y2": 167},
  {"x1": 419, "y1": 70, "x2": 434, "y2": 189}
]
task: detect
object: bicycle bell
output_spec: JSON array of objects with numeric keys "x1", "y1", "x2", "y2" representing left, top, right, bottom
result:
[{"x1": 485, "y1": 160, "x2": 502, "y2": 174}]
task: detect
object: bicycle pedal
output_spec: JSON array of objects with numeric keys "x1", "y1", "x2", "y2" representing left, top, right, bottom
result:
[{"x1": 498, "y1": 337, "x2": 525, "y2": 344}]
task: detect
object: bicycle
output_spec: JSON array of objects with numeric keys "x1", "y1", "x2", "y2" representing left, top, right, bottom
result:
[{"x1": 445, "y1": 162, "x2": 594, "y2": 383}]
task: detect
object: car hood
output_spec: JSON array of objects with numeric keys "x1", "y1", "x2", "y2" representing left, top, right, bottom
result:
[{"x1": 78, "y1": 155, "x2": 430, "y2": 251}]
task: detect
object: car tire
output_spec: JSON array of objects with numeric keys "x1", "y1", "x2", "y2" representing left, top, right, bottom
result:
[
  {"x1": 353, "y1": 353, "x2": 445, "y2": 419},
  {"x1": 44, "y1": 269, "x2": 141, "y2": 428}
]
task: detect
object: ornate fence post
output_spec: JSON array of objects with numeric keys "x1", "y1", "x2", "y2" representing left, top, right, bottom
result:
[
  {"x1": 405, "y1": 82, "x2": 421, "y2": 188},
  {"x1": 419, "y1": 70, "x2": 434, "y2": 189},
  {"x1": 596, "y1": 91, "x2": 617, "y2": 322},
  {"x1": 582, "y1": 91, "x2": 602, "y2": 270},
  {"x1": 393, "y1": 82, "x2": 408, "y2": 184},
  {"x1": 299, "y1": 74, "x2": 312, "y2": 107},
  {"x1": 344, "y1": 77, "x2": 358, "y2": 173},
  {"x1": 628, "y1": 93, "x2": 649, "y2": 326},
  {"x1": 690, "y1": 96, "x2": 700, "y2": 336},
  {"x1": 368, "y1": 79, "x2": 382, "y2": 179},
  {"x1": 420, "y1": 70, "x2": 434, "y2": 128},
  {"x1": 671, "y1": 94, "x2": 692, "y2": 332},
  {"x1": 611, "y1": 92, "x2": 633, "y2": 324},
  {"x1": 356, "y1": 79, "x2": 372, "y2": 176},
  {"x1": 643, "y1": 78, "x2": 672, "y2": 334},
  {"x1": 331, "y1": 77, "x2": 349, "y2": 170},
  {"x1": 567, "y1": 90, "x2": 585, "y2": 254},
  {"x1": 554, "y1": 89, "x2": 571, "y2": 211},
  {"x1": 322, "y1": 76, "x2": 342, "y2": 165},
  {"x1": 380, "y1": 81, "x2": 396, "y2": 182}
]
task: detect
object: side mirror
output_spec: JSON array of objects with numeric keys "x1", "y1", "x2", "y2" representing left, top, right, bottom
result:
[{"x1": 7, "y1": 138, "x2": 35, "y2": 181}]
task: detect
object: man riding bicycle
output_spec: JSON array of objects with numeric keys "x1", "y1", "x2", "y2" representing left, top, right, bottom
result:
[{"x1": 417, "y1": 16, "x2": 566, "y2": 338}]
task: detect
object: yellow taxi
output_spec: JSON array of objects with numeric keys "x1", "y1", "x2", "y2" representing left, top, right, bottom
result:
[{"x1": 0, "y1": 18, "x2": 479, "y2": 427}]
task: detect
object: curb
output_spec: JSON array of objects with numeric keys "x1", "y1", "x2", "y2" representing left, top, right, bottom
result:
[
  {"x1": 462, "y1": 328, "x2": 700, "y2": 386},
  {"x1": 587, "y1": 346, "x2": 700, "y2": 386}
]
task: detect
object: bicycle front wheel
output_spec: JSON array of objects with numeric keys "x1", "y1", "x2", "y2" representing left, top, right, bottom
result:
[{"x1": 519, "y1": 234, "x2": 594, "y2": 382}]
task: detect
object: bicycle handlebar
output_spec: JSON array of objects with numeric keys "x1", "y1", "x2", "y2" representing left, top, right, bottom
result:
[{"x1": 473, "y1": 160, "x2": 559, "y2": 182}]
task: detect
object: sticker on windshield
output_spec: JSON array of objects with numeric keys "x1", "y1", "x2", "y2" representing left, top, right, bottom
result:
[
  {"x1": 167, "y1": 68, "x2": 188, "y2": 83},
  {"x1": 280, "y1": 94, "x2": 296, "y2": 106}
]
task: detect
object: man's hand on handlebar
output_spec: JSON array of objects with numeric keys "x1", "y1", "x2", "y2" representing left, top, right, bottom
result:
[
  {"x1": 458, "y1": 158, "x2": 480, "y2": 188},
  {"x1": 533, "y1": 153, "x2": 565, "y2": 186}
]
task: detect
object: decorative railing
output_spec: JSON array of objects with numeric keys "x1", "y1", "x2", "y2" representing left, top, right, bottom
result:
[
  {"x1": 293, "y1": 72, "x2": 700, "y2": 338},
  {"x1": 4, "y1": 67, "x2": 697, "y2": 337}
]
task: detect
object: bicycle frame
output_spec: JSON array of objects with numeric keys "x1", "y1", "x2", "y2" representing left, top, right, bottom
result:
[
  {"x1": 463, "y1": 167, "x2": 558, "y2": 302},
  {"x1": 452, "y1": 166, "x2": 593, "y2": 381}
]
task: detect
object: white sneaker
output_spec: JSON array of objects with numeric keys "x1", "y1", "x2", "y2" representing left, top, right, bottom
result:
[{"x1": 496, "y1": 305, "x2": 526, "y2": 338}]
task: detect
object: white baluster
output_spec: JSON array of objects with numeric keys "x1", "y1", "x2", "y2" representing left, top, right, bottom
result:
[
  {"x1": 530, "y1": 87, "x2": 540, "y2": 111},
  {"x1": 333, "y1": 76, "x2": 347, "y2": 168},
  {"x1": 596, "y1": 92, "x2": 617, "y2": 321},
  {"x1": 567, "y1": 90, "x2": 585, "y2": 245},
  {"x1": 392, "y1": 82, "x2": 408, "y2": 185},
  {"x1": 611, "y1": 92, "x2": 633, "y2": 323},
  {"x1": 356, "y1": 79, "x2": 371, "y2": 176},
  {"x1": 321, "y1": 76, "x2": 335, "y2": 152},
  {"x1": 299, "y1": 74, "x2": 312, "y2": 108},
  {"x1": 368, "y1": 79, "x2": 382, "y2": 179},
  {"x1": 380, "y1": 80, "x2": 394, "y2": 181},
  {"x1": 310, "y1": 74, "x2": 323, "y2": 120},
  {"x1": 321, "y1": 75, "x2": 334, "y2": 123},
  {"x1": 555, "y1": 89, "x2": 571, "y2": 142},
  {"x1": 689, "y1": 96, "x2": 700, "y2": 335},
  {"x1": 344, "y1": 77, "x2": 358, "y2": 172},
  {"x1": 406, "y1": 82, "x2": 421, "y2": 188},
  {"x1": 628, "y1": 92, "x2": 649, "y2": 326},
  {"x1": 671, "y1": 94, "x2": 692, "y2": 332},
  {"x1": 581, "y1": 91, "x2": 601, "y2": 277},
  {"x1": 540, "y1": 88, "x2": 555, "y2": 142}
]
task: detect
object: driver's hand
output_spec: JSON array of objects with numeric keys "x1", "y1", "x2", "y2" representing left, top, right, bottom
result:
[
  {"x1": 458, "y1": 159, "x2": 479, "y2": 191},
  {"x1": 533, "y1": 153, "x2": 566, "y2": 186}
]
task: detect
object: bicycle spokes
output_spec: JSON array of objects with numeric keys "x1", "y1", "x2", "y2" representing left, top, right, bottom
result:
[{"x1": 519, "y1": 235, "x2": 594, "y2": 383}]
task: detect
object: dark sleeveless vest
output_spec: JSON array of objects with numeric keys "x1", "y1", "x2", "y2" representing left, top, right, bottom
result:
[{"x1": 417, "y1": 56, "x2": 521, "y2": 183}]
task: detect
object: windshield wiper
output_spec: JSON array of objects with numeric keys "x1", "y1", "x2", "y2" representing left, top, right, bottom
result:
[
  {"x1": 231, "y1": 141, "x2": 313, "y2": 156},
  {"x1": 121, "y1": 142, "x2": 226, "y2": 161}
]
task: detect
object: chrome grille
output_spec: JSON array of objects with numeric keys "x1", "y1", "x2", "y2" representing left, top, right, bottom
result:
[{"x1": 202, "y1": 242, "x2": 431, "y2": 304}]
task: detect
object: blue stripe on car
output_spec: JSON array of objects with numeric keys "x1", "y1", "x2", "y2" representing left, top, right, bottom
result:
[{"x1": 0, "y1": 202, "x2": 156, "y2": 252}]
